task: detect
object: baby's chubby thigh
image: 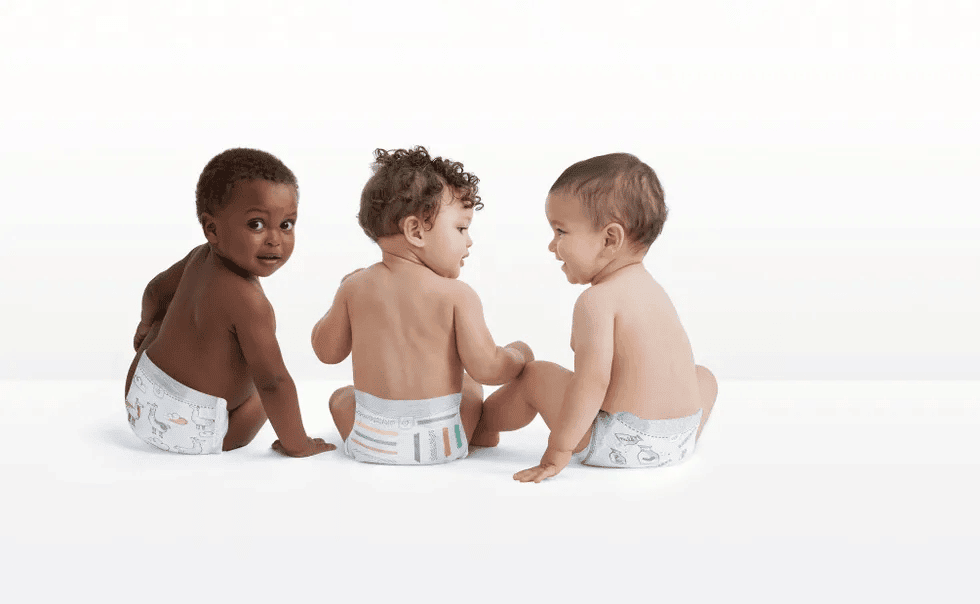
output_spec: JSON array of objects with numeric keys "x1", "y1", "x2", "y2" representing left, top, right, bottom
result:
[
  {"x1": 521, "y1": 361, "x2": 592, "y2": 453},
  {"x1": 460, "y1": 372, "x2": 484, "y2": 440},
  {"x1": 223, "y1": 388, "x2": 268, "y2": 451},
  {"x1": 328, "y1": 385, "x2": 357, "y2": 441}
]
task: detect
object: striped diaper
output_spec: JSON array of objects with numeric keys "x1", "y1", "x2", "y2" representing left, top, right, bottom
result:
[{"x1": 344, "y1": 389, "x2": 467, "y2": 465}]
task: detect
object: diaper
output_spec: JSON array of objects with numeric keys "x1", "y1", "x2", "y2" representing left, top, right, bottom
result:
[
  {"x1": 572, "y1": 409, "x2": 702, "y2": 468},
  {"x1": 344, "y1": 389, "x2": 467, "y2": 465},
  {"x1": 125, "y1": 352, "x2": 229, "y2": 454}
]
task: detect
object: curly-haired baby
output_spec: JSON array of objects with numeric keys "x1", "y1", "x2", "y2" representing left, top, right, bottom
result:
[{"x1": 312, "y1": 146, "x2": 532, "y2": 464}]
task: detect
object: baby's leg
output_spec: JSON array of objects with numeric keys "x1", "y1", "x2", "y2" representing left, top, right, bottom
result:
[
  {"x1": 223, "y1": 390, "x2": 268, "y2": 451},
  {"x1": 471, "y1": 361, "x2": 589, "y2": 450},
  {"x1": 695, "y1": 365, "x2": 718, "y2": 439},
  {"x1": 125, "y1": 320, "x2": 161, "y2": 396},
  {"x1": 328, "y1": 385, "x2": 356, "y2": 441},
  {"x1": 460, "y1": 372, "x2": 485, "y2": 441}
]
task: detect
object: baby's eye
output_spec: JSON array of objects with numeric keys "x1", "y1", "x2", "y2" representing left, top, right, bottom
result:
[
  {"x1": 248, "y1": 219, "x2": 265, "y2": 230},
  {"x1": 281, "y1": 220, "x2": 295, "y2": 231},
  {"x1": 555, "y1": 228, "x2": 566, "y2": 235},
  {"x1": 458, "y1": 227, "x2": 468, "y2": 233}
]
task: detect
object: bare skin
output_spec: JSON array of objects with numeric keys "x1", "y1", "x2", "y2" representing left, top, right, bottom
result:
[
  {"x1": 470, "y1": 189, "x2": 718, "y2": 481},
  {"x1": 312, "y1": 187, "x2": 532, "y2": 443},
  {"x1": 126, "y1": 179, "x2": 333, "y2": 457}
]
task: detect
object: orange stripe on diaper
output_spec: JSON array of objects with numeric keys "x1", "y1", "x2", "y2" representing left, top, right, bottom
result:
[
  {"x1": 355, "y1": 420, "x2": 397, "y2": 436},
  {"x1": 442, "y1": 427, "x2": 451, "y2": 457},
  {"x1": 350, "y1": 438, "x2": 397, "y2": 455}
]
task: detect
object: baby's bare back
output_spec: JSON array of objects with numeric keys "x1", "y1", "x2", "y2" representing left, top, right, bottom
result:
[
  {"x1": 346, "y1": 262, "x2": 464, "y2": 400},
  {"x1": 600, "y1": 266, "x2": 701, "y2": 420},
  {"x1": 145, "y1": 245, "x2": 256, "y2": 411}
]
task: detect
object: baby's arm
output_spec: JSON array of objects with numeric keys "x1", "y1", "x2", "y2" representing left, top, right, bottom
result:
[
  {"x1": 233, "y1": 285, "x2": 332, "y2": 457},
  {"x1": 133, "y1": 246, "x2": 200, "y2": 350},
  {"x1": 453, "y1": 282, "x2": 530, "y2": 385},
  {"x1": 311, "y1": 276, "x2": 354, "y2": 364},
  {"x1": 515, "y1": 290, "x2": 614, "y2": 483}
]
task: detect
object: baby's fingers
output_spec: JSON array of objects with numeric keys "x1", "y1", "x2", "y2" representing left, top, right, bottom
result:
[
  {"x1": 133, "y1": 322, "x2": 152, "y2": 351},
  {"x1": 272, "y1": 437, "x2": 337, "y2": 457},
  {"x1": 311, "y1": 437, "x2": 337, "y2": 454},
  {"x1": 513, "y1": 464, "x2": 558, "y2": 483}
]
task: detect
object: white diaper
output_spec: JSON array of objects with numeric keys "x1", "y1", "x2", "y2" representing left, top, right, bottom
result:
[
  {"x1": 344, "y1": 389, "x2": 467, "y2": 465},
  {"x1": 125, "y1": 352, "x2": 229, "y2": 454},
  {"x1": 572, "y1": 409, "x2": 702, "y2": 468}
]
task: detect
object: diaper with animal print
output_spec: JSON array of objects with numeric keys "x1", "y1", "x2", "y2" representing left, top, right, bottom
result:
[
  {"x1": 344, "y1": 389, "x2": 467, "y2": 465},
  {"x1": 125, "y1": 352, "x2": 229, "y2": 454},
  {"x1": 573, "y1": 409, "x2": 702, "y2": 468}
]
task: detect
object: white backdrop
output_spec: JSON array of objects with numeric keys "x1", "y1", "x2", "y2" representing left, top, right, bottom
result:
[{"x1": 2, "y1": 0, "x2": 978, "y2": 380}]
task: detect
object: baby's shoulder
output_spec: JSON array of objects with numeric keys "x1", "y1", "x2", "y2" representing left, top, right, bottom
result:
[
  {"x1": 199, "y1": 264, "x2": 269, "y2": 318},
  {"x1": 576, "y1": 280, "x2": 617, "y2": 310},
  {"x1": 604, "y1": 266, "x2": 667, "y2": 303},
  {"x1": 345, "y1": 263, "x2": 462, "y2": 306},
  {"x1": 442, "y1": 277, "x2": 480, "y2": 307}
]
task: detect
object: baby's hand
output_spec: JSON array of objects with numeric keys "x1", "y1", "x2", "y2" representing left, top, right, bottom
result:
[
  {"x1": 513, "y1": 446, "x2": 571, "y2": 483},
  {"x1": 133, "y1": 321, "x2": 152, "y2": 351},
  {"x1": 271, "y1": 437, "x2": 336, "y2": 458},
  {"x1": 506, "y1": 341, "x2": 534, "y2": 364}
]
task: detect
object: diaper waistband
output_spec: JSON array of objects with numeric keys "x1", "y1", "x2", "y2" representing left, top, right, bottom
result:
[
  {"x1": 606, "y1": 409, "x2": 702, "y2": 437},
  {"x1": 353, "y1": 389, "x2": 462, "y2": 418},
  {"x1": 136, "y1": 352, "x2": 225, "y2": 410}
]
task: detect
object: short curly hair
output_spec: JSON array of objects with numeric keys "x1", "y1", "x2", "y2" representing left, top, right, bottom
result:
[
  {"x1": 358, "y1": 146, "x2": 483, "y2": 241},
  {"x1": 550, "y1": 153, "x2": 667, "y2": 249},
  {"x1": 195, "y1": 148, "x2": 298, "y2": 226}
]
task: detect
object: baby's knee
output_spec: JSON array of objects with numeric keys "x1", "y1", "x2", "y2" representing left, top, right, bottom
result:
[
  {"x1": 328, "y1": 385, "x2": 355, "y2": 413},
  {"x1": 523, "y1": 360, "x2": 569, "y2": 384},
  {"x1": 462, "y1": 373, "x2": 484, "y2": 401},
  {"x1": 695, "y1": 365, "x2": 718, "y2": 403}
]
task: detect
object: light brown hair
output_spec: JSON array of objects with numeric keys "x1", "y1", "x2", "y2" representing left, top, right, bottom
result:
[{"x1": 550, "y1": 153, "x2": 667, "y2": 248}]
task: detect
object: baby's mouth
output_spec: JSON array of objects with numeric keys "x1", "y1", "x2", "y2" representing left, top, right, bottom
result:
[{"x1": 258, "y1": 255, "x2": 281, "y2": 261}]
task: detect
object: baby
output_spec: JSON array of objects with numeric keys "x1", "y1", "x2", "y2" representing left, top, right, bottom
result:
[
  {"x1": 312, "y1": 146, "x2": 532, "y2": 465},
  {"x1": 125, "y1": 148, "x2": 334, "y2": 457},
  {"x1": 470, "y1": 153, "x2": 718, "y2": 482}
]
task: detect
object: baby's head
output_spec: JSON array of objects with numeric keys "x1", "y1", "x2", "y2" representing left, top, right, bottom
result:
[
  {"x1": 550, "y1": 152, "x2": 666, "y2": 249},
  {"x1": 546, "y1": 153, "x2": 667, "y2": 283},
  {"x1": 196, "y1": 148, "x2": 299, "y2": 278},
  {"x1": 359, "y1": 146, "x2": 483, "y2": 278},
  {"x1": 358, "y1": 146, "x2": 482, "y2": 240},
  {"x1": 196, "y1": 148, "x2": 298, "y2": 226}
]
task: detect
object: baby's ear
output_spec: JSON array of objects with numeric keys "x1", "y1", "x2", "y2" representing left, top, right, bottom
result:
[
  {"x1": 401, "y1": 215, "x2": 425, "y2": 248},
  {"x1": 603, "y1": 223, "x2": 626, "y2": 254},
  {"x1": 202, "y1": 213, "x2": 218, "y2": 244}
]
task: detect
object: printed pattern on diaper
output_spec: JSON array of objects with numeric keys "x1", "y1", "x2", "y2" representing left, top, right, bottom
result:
[
  {"x1": 125, "y1": 355, "x2": 228, "y2": 455},
  {"x1": 346, "y1": 403, "x2": 467, "y2": 465},
  {"x1": 580, "y1": 410, "x2": 701, "y2": 469}
]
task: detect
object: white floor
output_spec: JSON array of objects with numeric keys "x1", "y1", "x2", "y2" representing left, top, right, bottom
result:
[{"x1": 1, "y1": 380, "x2": 977, "y2": 602}]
